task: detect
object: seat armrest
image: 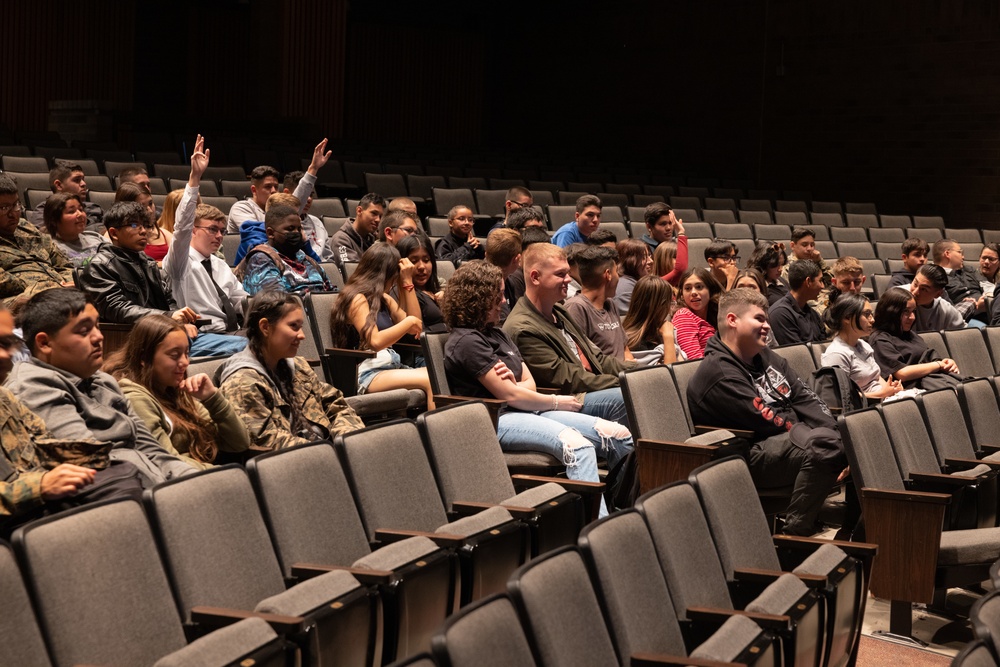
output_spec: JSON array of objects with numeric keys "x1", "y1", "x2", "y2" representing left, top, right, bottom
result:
[
  {"x1": 375, "y1": 528, "x2": 466, "y2": 549},
  {"x1": 535, "y1": 386, "x2": 559, "y2": 395},
  {"x1": 772, "y1": 534, "x2": 877, "y2": 559},
  {"x1": 687, "y1": 606, "x2": 792, "y2": 632},
  {"x1": 694, "y1": 424, "x2": 754, "y2": 439},
  {"x1": 733, "y1": 567, "x2": 826, "y2": 589},
  {"x1": 946, "y1": 457, "x2": 1000, "y2": 471},
  {"x1": 191, "y1": 606, "x2": 306, "y2": 635},
  {"x1": 980, "y1": 444, "x2": 1000, "y2": 454},
  {"x1": 451, "y1": 500, "x2": 536, "y2": 520},
  {"x1": 512, "y1": 474, "x2": 604, "y2": 522},
  {"x1": 908, "y1": 471, "x2": 987, "y2": 487},
  {"x1": 631, "y1": 653, "x2": 743, "y2": 667},
  {"x1": 861, "y1": 488, "x2": 951, "y2": 504},
  {"x1": 325, "y1": 347, "x2": 377, "y2": 360},
  {"x1": 291, "y1": 563, "x2": 394, "y2": 586}
]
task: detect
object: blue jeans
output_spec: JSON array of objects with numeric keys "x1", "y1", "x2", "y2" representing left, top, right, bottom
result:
[
  {"x1": 581, "y1": 387, "x2": 630, "y2": 434},
  {"x1": 497, "y1": 409, "x2": 634, "y2": 517},
  {"x1": 190, "y1": 333, "x2": 247, "y2": 358}
]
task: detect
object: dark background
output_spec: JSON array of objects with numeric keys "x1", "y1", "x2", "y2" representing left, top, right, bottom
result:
[{"x1": 4, "y1": 0, "x2": 1000, "y2": 225}]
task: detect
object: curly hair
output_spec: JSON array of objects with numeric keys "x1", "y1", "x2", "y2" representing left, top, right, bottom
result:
[{"x1": 441, "y1": 260, "x2": 503, "y2": 331}]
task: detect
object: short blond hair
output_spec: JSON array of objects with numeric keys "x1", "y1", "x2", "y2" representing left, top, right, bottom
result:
[
  {"x1": 523, "y1": 242, "x2": 565, "y2": 273},
  {"x1": 266, "y1": 192, "x2": 300, "y2": 211},
  {"x1": 486, "y1": 228, "x2": 521, "y2": 268},
  {"x1": 832, "y1": 256, "x2": 863, "y2": 276}
]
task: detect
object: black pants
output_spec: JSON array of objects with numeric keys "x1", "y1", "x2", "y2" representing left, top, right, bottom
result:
[{"x1": 748, "y1": 424, "x2": 844, "y2": 536}]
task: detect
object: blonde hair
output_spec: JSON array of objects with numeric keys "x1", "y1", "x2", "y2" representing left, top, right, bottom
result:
[
  {"x1": 157, "y1": 190, "x2": 185, "y2": 232},
  {"x1": 832, "y1": 256, "x2": 863, "y2": 276},
  {"x1": 653, "y1": 240, "x2": 677, "y2": 277},
  {"x1": 266, "y1": 192, "x2": 300, "y2": 211}
]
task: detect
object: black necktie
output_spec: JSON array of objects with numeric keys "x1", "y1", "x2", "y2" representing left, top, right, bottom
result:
[{"x1": 201, "y1": 258, "x2": 241, "y2": 332}]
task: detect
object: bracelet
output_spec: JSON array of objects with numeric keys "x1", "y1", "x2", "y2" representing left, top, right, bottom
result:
[
  {"x1": 401, "y1": 283, "x2": 415, "y2": 291},
  {"x1": 551, "y1": 395, "x2": 558, "y2": 411}
]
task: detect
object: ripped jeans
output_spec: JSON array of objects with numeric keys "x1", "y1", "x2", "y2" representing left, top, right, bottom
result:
[{"x1": 497, "y1": 409, "x2": 634, "y2": 517}]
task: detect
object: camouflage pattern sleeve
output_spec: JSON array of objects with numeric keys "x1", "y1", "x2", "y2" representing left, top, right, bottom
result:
[
  {"x1": 219, "y1": 368, "x2": 312, "y2": 452},
  {"x1": 42, "y1": 233, "x2": 75, "y2": 282},
  {"x1": 293, "y1": 357, "x2": 364, "y2": 437}
]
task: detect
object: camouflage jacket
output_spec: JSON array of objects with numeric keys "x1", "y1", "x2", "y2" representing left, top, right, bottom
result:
[
  {"x1": 218, "y1": 348, "x2": 364, "y2": 452},
  {"x1": 0, "y1": 385, "x2": 108, "y2": 524},
  {"x1": 0, "y1": 220, "x2": 74, "y2": 306}
]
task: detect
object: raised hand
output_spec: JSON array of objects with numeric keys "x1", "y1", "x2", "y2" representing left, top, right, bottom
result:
[
  {"x1": 189, "y1": 134, "x2": 210, "y2": 183},
  {"x1": 307, "y1": 138, "x2": 332, "y2": 175}
]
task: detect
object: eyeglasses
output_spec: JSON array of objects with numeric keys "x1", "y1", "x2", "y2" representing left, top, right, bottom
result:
[
  {"x1": 714, "y1": 254, "x2": 739, "y2": 263},
  {"x1": 861, "y1": 310, "x2": 875, "y2": 318},
  {"x1": 982, "y1": 256, "x2": 999, "y2": 263},
  {"x1": 195, "y1": 225, "x2": 226, "y2": 236},
  {"x1": 0, "y1": 202, "x2": 23, "y2": 216}
]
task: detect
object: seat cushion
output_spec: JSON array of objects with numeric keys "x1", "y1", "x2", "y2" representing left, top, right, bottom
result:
[
  {"x1": 153, "y1": 617, "x2": 277, "y2": 667},
  {"x1": 745, "y1": 573, "x2": 809, "y2": 615},
  {"x1": 690, "y1": 614, "x2": 763, "y2": 663},
  {"x1": 503, "y1": 482, "x2": 566, "y2": 508},
  {"x1": 938, "y1": 528, "x2": 1000, "y2": 566},
  {"x1": 793, "y1": 543, "x2": 849, "y2": 577},
  {"x1": 352, "y1": 536, "x2": 439, "y2": 571},
  {"x1": 255, "y1": 569, "x2": 362, "y2": 616},
  {"x1": 438, "y1": 505, "x2": 512, "y2": 536}
]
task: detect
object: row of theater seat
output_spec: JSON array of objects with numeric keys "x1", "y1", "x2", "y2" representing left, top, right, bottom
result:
[
  {"x1": 389, "y1": 456, "x2": 874, "y2": 667},
  {"x1": 2, "y1": 400, "x2": 603, "y2": 666},
  {"x1": 955, "y1": 579, "x2": 1000, "y2": 665}
]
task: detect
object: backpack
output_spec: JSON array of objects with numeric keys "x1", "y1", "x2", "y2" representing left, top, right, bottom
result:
[{"x1": 809, "y1": 366, "x2": 867, "y2": 414}]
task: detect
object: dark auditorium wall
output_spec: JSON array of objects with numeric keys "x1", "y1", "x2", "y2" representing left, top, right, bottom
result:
[{"x1": 3, "y1": 1, "x2": 1000, "y2": 225}]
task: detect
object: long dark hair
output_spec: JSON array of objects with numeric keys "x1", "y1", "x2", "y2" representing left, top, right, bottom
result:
[
  {"x1": 873, "y1": 288, "x2": 913, "y2": 337},
  {"x1": 824, "y1": 292, "x2": 868, "y2": 334},
  {"x1": 622, "y1": 275, "x2": 675, "y2": 349},
  {"x1": 103, "y1": 314, "x2": 218, "y2": 463},
  {"x1": 41, "y1": 192, "x2": 83, "y2": 237},
  {"x1": 396, "y1": 233, "x2": 440, "y2": 293},
  {"x1": 330, "y1": 242, "x2": 400, "y2": 349},
  {"x1": 677, "y1": 266, "x2": 722, "y2": 329}
]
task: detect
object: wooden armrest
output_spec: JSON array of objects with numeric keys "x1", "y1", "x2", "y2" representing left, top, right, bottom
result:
[
  {"x1": 325, "y1": 347, "x2": 376, "y2": 360},
  {"x1": 452, "y1": 500, "x2": 536, "y2": 520},
  {"x1": 432, "y1": 394, "x2": 506, "y2": 409},
  {"x1": 772, "y1": 534, "x2": 878, "y2": 559},
  {"x1": 631, "y1": 653, "x2": 743, "y2": 667},
  {"x1": 688, "y1": 606, "x2": 792, "y2": 632},
  {"x1": 946, "y1": 457, "x2": 1000, "y2": 471},
  {"x1": 535, "y1": 386, "x2": 559, "y2": 395},
  {"x1": 191, "y1": 605, "x2": 305, "y2": 635},
  {"x1": 694, "y1": 424, "x2": 754, "y2": 439},
  {"x1": 639, "y1": 437, "x2": 723, "y2": 452},
  {"x1": 733, "y1": 567, "x2": 826, "y2": 588},
  {"x1": 291, "y1": 563, "x2": 394, "y2": 586},
  {"x1": 860, "y1": 488, "x2": 951, "y2": 504},
  {"x1": 980, "y1": 444, "x2": 1000, "y2": 454},
  {"x1": 511, "y1": 474, "x2": 604, "y2": 495},
  {"x1": 375, "y1": 528, "x2": 465, "y2": 549},
  {"x1": 908, "y1": 471, "x2": 987, "y2": 487}
]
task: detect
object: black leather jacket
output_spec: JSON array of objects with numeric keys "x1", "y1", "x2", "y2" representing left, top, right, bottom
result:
[{"x1": 79, "y1": 245, "x2": 176, "y2": 323}]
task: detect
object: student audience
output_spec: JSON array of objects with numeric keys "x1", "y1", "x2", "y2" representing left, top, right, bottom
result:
[
  {"x1": 622, "y1": 274, "x2": 680, "y2": 366},
  {"x1": 564, "y1": 245, "x2": 633, "y2": 361},
  {"x1": 703, "y1": 238, "x2": 739, "y2": 291},
  {"x1": 329, "y1": 242, "x2": 434, "y2": 409},
  {"x1": 551, "y1": 195, "x2": 602, "y2": 247},
  {"x1": 435, "y1": 204, "x2": 484, "y2": 266},
  {"x1": 115, "y1": 182, "x2": 170, "y2": 263},
  {"x1": 42, "y1": 192, "x2": 106, "y2": 267},
  {"x1": 904, "y1": 263, "x2": 966, "y2": 332},
  {"x1": 935, "y1": 238, "x2": 988, "y2": 325},
  {"x1": 218, "y1": 291, "x2": 364, "y2": 451},
  {"x1": 673, "y1": 267, "x2": 721, "y2": 360},
  {"x1": 769, "y1": 259, "x2": 827, "y2": 345},
  {"x1": 821, "y1": 293, "x2": 905, "y2": 401},
  {"x1": 238, "y1": 204, "x2": 332, "y2": 296},
  {"x1": 441, "y1": 260, "x2": 633, "y2": 518},
  {"x1": 747, "y1": 240, "x2": 788, "y2": 306},
  {"x1": 29, "y1": 160, "x2": 103, "y2": 229},
  {"x1": 104, "y1": 314, "x2": 250, "y2": 469},
  {"x1": 888, "y1": 237, "x2": 929, "y2": 288}
]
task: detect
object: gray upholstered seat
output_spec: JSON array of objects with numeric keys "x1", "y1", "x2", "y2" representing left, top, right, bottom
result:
[
  {"x1": 959, "y1": 379, "x2": 1000, "y2": 456},
  {"x1": 338, "y1": 419, "x2": 527, "y2": 605},
  {"x1": 431, "y1": 595, "x2": 538, "y2": 667},
  {"x1": 944, "y1": 328, "x2": 995, "y2": 379},
  {"x1": 12, "y1": 499, "x2": 284, "y2": 667},
  {"x1": 0, "y1": 543, "x2": 50, "y2": 666},
  {"x1": 417, "y1": 401, "x2": 586, "y2": 553},
  {"x1": 247, "y1": 441, "x2": 453, "y2": 664},
  {"x1": 143, "y1": 467, "x2": 378, "y2": 666}
]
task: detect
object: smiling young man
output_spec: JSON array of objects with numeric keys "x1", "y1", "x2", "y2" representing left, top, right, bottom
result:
[
  {"x1": 28, "y1": 161, "x2": 104, "y2": 229},
  {"x1": 377, "y1": 209, "x2": 420, "y2": 247},
  {"x1": 902, "y1": 263, "x2": 966, "y2": 332},
  {"x1": 6, "y1": 289, "x2": 196, "y2": 488},
  {"x1": 162, "y1": 135, "x2": 248, "y2": 355},
  {"x1": 768, "y1": 259, "x2": 828, "y2": 345},
  {"x1": 503, "y1": 243, "x2": 635, "y2": 426},
  {"x1": 551, "y1": 194, "x2": 602, "y2": 248},
  {"x1": 328, "y1": 192, "x2": 386, "y2": 272},
  {"x1": 688, "y1": 288, "x2": 844, "y2": 536},
  {"x1": 0, "y1": 174, "x2": 75, "y2": 307}
]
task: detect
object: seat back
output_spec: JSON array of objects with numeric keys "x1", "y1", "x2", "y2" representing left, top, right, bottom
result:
[
  {"x1": 634, "y1": 482, "x2": 734, "y2": 618},
  {"x1": 972, "y1": 590, "x2": 1000, "y2": 660},
  {"x1": 417, "y1": 402, "x2": 516, "y2": 506},
  {"x1": 187, "y1": 355, "x2": 228, "y2": 385},
  {"x1": 959, "y1": 379, "x2": 1000, "y2": 456},
  {"x1": 474, "y1": 189, "x2": 507, "y2": 217},
  {"x1": 688, "y1": 457, "x2": 782, "y2": 575},
  {"x1": 144, "y1": 467, "x2": 287, "y2": 620},
  {"x1": 668, "y1": 359, "x2": 703, "y2": 434},
  {"x1": 0, "y1": 543, "x2": 51, "y2": 666},
  {"x1": 247, "y1": 442, "x2": 374, "y2": 576},
  {"x1": 432, "y1": 594, "x2": 537, "y2": 667},
  {"x1": 578, "y1": 511, "x2": 687, "y2": 663},
  {"x1": 773, "y1": 344, "x2": 817, "y2": 384},
  {"x1": 986, "y1": 327, "x2": 1000, "y2": 374},
  {"x1": 917, "y1": 389, "x2": 979, "y2": 464},
  {"x1": 944, "y1": 328, "x2": 994, "y2": 379},
  {"x1": 507, "y1": 548, "x2": 619, "y2": 667},
  {"x1": 880, "y1": 398, "x2": 943, "y2": 477},
  {"x1": 421, "y1": 331, "x2": 452, "y2": 394},
  {"x1": 919, "y1": 330, "x2": 947, "y2": 359},
  {"x1": 838, "y1": 408, "x2": 906, "y2": 491},
  {"x1": 432, "y1": 188, "x2": 477, "y2": 216},
  {"x1": 620, "y1": 366, "x2": 693, "y2": 440},
  {"x1": 14, "y1": 500, "x2": 188, "y2": 665},
  {"x1": 338, "y1": 420, "x2": 450, "y2": 538}
]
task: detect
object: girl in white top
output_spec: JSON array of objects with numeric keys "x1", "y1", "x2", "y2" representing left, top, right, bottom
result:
[{"x1": 821, "y1": 292, "x2": 910, "y2": 401}]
